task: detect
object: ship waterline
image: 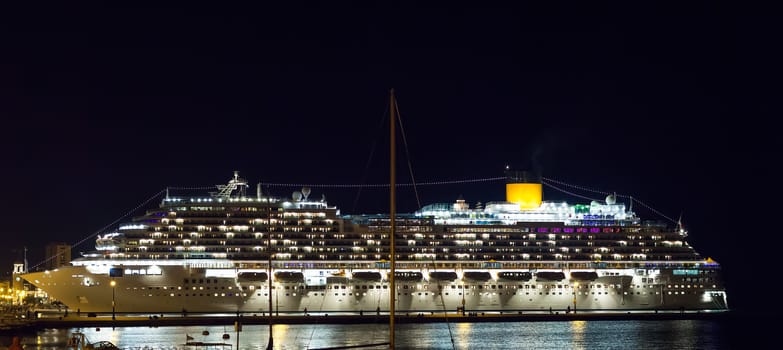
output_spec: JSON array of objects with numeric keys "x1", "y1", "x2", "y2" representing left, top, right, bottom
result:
[{"x1": 22, "y1": 171, "x2": 729, "y2": 314}]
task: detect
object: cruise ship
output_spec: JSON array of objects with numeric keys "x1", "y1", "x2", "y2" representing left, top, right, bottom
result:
[{"x1": 22, "y1": 171, "x2": 728, "y2": 314}]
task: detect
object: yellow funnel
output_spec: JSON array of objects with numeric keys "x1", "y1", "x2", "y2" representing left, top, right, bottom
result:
[{"x1": 506, "y1": 183, "x2": 542, "y2": 210}]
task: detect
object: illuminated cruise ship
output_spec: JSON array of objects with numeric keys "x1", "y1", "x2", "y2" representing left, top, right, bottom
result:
[{"x1": 22, "y1": 171, "x2": 728, "y2": 314}]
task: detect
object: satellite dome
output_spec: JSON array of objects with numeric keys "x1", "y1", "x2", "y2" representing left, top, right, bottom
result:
[
  {"x1": 605, "y1": 194, "x2": 616, "y2": 205},
  {"x1": 292, "y1": 191, "x2": 302, "y2": 201}
]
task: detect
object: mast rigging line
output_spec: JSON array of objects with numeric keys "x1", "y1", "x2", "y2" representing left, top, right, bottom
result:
[
  {"x1": 30, "y1": 189, "x2": 167, "y2": 270},
  {"x1": 541, "y1": 181, "x2": 604, "y2": 203},
  {"x1": 394, "y1": 99, "x2": 422, "y2": 210},
  {"x1": 351, "y1": 103, "x2": 389, "y2": 213},
  {"x1": 620, "y1": 196, "x2": 677, "y2": 224}
]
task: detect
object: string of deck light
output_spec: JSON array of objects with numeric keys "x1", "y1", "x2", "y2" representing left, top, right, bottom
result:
[{"x1": 262, "y1": 176, "x2": 506, "y2": 188}]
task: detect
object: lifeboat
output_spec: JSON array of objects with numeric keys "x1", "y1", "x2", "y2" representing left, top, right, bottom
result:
[
  {"x1": 274, "y1": 271, "x2": 304, "y2": 283},
  {"x1": 237, "y1": 272, "x2": 268, "y2": 282},
  {"x1": 463, "y1": 271, "x2": 492, "y2": 281},
  {"x1": 428, "y1": 271, "x2": 458, "y2": 281},
  {"x1": 352, "y1": 271, "x2": 382, "y2": 281},
  {"x1": 535, "y1": 271, "x2": 566, "y2": 281},
  {"x1": 570, "y1": 271, "x2": 599, "y2": 281}
]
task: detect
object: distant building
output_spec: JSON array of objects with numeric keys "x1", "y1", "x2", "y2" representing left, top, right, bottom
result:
[
  {"x1": 45, "y1": 242, "x2": 71, "y2": 270},
  {"x1": 11, "y1": 262, "x2": 26, "y2": 304},
  {"x1": 0, "y1": 279, "x2": 10, "y2": 303}
]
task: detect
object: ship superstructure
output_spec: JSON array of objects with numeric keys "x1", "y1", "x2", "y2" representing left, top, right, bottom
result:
[{"x1": 22, "y1": 171, "x2": 728, "y2": 314}]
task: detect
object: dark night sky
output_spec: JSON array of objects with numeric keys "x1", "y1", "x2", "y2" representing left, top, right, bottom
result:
[{"x1": 0, "y1": 3, "x2": 775, "y2": 315}]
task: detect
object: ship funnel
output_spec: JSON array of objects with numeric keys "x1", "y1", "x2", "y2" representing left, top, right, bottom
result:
[{"x1": 505, "y1": 169, "x2": 542, "y2": 210}]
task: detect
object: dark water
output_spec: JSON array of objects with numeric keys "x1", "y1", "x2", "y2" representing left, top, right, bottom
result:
[{"x1": 0, "y1": 318, "x2": 746, "y2": 350}]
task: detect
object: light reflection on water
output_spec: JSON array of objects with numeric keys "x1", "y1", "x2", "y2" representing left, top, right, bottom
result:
[
  {"x1": 2, "y1": 320, "x2": 727, "y2": 349},
  {"x1": 571, "y1": 320, "x2": 587, "y2": 350}
]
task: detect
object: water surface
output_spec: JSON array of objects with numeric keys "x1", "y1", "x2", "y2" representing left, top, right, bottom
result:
[{"x1": 1, "y1": 320, "x2": 731, "y2": 349}]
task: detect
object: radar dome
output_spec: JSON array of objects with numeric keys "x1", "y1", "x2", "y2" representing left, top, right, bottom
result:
[
  {"x1": 605, "y1": 194, "x2": 616, "y2": 205},
  {"x1": 292, "y1": 191, "x2": 302, "y2": 201}
]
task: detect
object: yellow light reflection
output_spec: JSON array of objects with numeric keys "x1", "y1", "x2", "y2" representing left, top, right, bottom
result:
[
  {"x1": 273, "y1": 324, "x2": 290, "y2": 343},
  {"x1": 455, "y1": 322, "x2": 473, "y2": 346},
  {"x1": 570, "y1": 320, "x2": 586, "y2": 350},
  {"x1": 110, "y1": 328, "x2": 121, "y2": 347}
]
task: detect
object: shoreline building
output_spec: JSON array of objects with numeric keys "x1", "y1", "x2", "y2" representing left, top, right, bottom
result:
[{"x1": 45, "y1": 242, "x2": 72, "y2": 270}]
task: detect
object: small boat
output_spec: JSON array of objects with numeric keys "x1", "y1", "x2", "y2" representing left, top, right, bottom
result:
[
  {"x1": 183, "y1": 341, "x2": 232, "y2": 348},
  {"x1": 67, "y1": 332, "x2": 120, "y2": 349},
  {"x1": 89, "y1": 341, "x2": 121, "y2": 350}
]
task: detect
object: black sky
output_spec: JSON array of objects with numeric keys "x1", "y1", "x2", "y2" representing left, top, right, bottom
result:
[{"x1": 0, "y1": 2, "x2": 774, "y2": 315}]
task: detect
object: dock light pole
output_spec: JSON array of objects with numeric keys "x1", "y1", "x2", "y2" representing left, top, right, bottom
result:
[
  {"x1": 572, "y1": 282, "x2": 578, "y2": 314},
  {"x1": 110, "y1": 280, "x2": 116, "y2": 320}
]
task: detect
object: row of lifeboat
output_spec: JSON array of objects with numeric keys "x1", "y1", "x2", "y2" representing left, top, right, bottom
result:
[{"x1": 238, "y1": 271, "x2": 600, "y2": 283}]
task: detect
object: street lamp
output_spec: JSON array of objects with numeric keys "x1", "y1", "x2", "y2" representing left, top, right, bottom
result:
[
  {"x1": 110, "y1": 280, "x2": 116, "y2": 320},
  {"x1": 572, "y1": 282, "x2": 578, "y2": 314}
]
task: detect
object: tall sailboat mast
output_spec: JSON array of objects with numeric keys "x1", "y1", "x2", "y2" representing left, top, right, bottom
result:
[
  {"x1": 267, "y1": 205, "x2": 274, "y2": 350},
  {"x1": 389, "y1": 88, "x2": 397, "y2": 349}
]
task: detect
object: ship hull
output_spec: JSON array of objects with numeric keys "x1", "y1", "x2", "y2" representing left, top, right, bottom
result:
[{"x1": 23, "y1": 263, "x2": 728, "y2": 314}]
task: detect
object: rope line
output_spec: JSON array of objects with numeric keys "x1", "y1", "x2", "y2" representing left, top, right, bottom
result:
[
  {"x1": 541, "y1": 182, "x2": 604, "y2": 203},
  {"x1": 351, "y1": 103, "x2": 389, "y2": 213},
  {"x1": 542, "y1": 177, "x2": 612, "y2": 195},
  {"x1": 626, "y1": 196, "x2": 677, "y2": 224},
  {"x1": 542, "y1": 178, "x2": 678, "y2": 225},
  {"x1": 30, "y1": 189, "x2": 167, "y2": 270},
  {"x1": 395, "y1": 100, "x2": 422, "y2": 209}
]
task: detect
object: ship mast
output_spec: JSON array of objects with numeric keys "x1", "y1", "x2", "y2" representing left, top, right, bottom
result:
[{"x1": 389, "y1": 88, "x2": 396, "y2": 349}]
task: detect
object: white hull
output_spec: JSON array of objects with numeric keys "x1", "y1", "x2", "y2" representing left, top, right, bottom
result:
[{"x1": 23, "y1": 264, "x2": 728, "y2": 314}]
